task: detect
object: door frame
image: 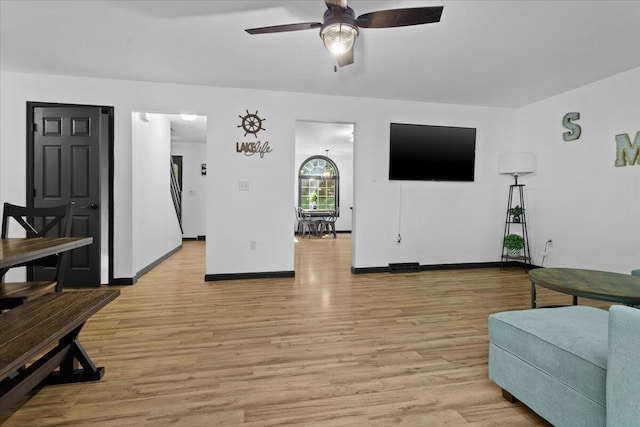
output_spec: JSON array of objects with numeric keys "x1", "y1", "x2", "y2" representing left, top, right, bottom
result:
[
  {"x1": 293, "y1": 119, "x2": 356, "y2": 272},
  {"x1": 26, "y1": 101, "x2": 115, "y2": 285}
]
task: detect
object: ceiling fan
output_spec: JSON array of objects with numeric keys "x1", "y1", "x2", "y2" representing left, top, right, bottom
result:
[{"x1": 245, "y1": 0, "x2": 443, "y2": 67}]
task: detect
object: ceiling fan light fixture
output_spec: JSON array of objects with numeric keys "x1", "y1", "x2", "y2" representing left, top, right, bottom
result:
[
  {"x1": 246, "y1": 3, "x2": 443, "y2": 68},
  {"x1": 320, "y1": 22, "x2": 358, "y2": 55}
]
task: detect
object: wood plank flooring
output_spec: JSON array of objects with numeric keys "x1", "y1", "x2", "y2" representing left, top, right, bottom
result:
[{"x1": 1, "y1": 234, "x2": 611, "y2": 426}]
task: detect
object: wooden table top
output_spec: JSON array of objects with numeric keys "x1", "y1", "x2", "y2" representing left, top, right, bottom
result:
[
  {"x1": 300, "y1": 209, "x2": 337, "y2": 218},
  {"x1": 0, "y1": 237, "x2": 93, "y2": 269},
  {"x1": 529, "y1": 267, "x2": 640, "y2": 305}
]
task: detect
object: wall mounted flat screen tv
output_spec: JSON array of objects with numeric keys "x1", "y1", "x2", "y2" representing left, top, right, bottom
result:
[{"x1": 389, "y1": 123, "x2": 477, "y2": 182}]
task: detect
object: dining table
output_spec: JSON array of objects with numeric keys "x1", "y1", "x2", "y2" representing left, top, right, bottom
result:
[
  {"x1": 0, "y1": 236, "x2": 93, "y2": 270},
  {"x1": 1, "y1": 236, "x2": 93, "y2": 309},
  {"x1": 300, "y1": 209, "x2": 336, "y2": 218}
]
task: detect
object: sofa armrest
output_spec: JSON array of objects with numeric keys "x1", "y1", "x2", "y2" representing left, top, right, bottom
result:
[{"x1": 606, "y1": 305, "x2": 640, "y2": 426}]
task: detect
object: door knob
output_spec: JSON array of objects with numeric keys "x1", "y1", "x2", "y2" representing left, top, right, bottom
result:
[{"x1": 81, "y1": 203, "x2": 99, "y2": 210}]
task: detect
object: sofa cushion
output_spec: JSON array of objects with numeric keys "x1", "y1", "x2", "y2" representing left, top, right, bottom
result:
[
  {"x1": 489, "y1": 306, "x2": 608, "y2": 406},
  {"x1": 606, "y1": 305, "x2": 640, "y2": 426}
]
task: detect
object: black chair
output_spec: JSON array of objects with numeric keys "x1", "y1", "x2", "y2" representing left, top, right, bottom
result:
[{"x1": 1, "y1": 202, "x2": 75, "y2": 309}]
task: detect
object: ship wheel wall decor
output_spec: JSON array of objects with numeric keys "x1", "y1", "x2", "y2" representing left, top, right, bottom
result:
[{"x1": 238, "y1": 110, "x2": 266, "y2": 138}]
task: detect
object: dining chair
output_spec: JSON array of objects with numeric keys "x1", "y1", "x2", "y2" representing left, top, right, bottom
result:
[
  {"x1": 1, "y1": 202, "x2": 75, "y2": 309},
  {"x1": 294, "y1": 207, "x2": 304, "y2": 235},
  {"x1": 296, "y1": 207, "x2": 319, "y2": 238},
  {"x1": 319, "y1": 208, "x2": 339, "y2": 238}
]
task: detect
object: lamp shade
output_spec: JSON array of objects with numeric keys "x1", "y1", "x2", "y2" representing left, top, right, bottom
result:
[{"x1": 498, "y1": 152, "x2": 537, "y2": 176}]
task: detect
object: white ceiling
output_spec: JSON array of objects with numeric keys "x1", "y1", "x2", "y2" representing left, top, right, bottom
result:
[
  {"x1": 165, "y1": 114, "x2": 207, "y2": 144},
  {"x1": 2, "y1": 1, "x2": 639, "y2": 109},
  {"x1": 295, "y1": 121, "x2": 354, "y2": 157}
]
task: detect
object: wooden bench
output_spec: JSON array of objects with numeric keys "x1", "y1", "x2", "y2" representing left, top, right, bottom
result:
[
  {"x1": 0, "y1": 281, "x2": 58, "y2": 309},
  {"x1": 0, "y1": 289, "x2": 119, "y2": 411}
]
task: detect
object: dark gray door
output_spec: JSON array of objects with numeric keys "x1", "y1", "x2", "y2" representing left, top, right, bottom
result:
[{"x1": 32, "y1": 106, "x2": 101, "y2": 287}]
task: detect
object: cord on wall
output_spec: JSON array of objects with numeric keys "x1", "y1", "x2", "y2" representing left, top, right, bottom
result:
[
  {"x1": 540, "y1": 239, "x2": 553, "y2": 266},
  {"x1": 397, "y1": 182, "x2": 403, "y2": 244}
]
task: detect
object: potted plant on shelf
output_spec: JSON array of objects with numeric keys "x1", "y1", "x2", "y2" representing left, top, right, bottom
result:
[
  {"x1": 504, "y1": 233, "x2": 525, "y2": 257},
  {"x1": 508, "y1": 205, "x2": 525, "y2": 223}
]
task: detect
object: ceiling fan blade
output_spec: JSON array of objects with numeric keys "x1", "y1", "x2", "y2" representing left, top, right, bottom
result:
[
  {"x1": 245, "y1": 22, "x2": 322, "y2": 35},
  {"x1": 356, "y1": 6, "x2": 443, "y2": 29},
  {"x1": 336, "y1": 47, "x2": 354, "y2": 67},
  {"x1": 325, "y1": 0, "x2": 347, "y2": 10}
]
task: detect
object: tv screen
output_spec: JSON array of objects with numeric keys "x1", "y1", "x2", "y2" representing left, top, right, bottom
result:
[{"x1": 388, "y1": 123, "x2": 476, "y2": 182}]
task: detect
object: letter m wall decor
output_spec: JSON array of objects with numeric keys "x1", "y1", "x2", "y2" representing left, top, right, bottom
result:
[{"x1": 614, "y1": 131, "x2": 640, "y2": 167}]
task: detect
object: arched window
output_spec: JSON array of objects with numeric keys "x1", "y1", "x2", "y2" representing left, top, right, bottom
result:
[{"x1": 298, "y1": 156, "x2": 339, "y2": 211}]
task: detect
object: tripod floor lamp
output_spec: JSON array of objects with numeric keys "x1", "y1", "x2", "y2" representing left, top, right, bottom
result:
[{"x1": 498, "y1": 152, "x2": 537, "y2": 269}]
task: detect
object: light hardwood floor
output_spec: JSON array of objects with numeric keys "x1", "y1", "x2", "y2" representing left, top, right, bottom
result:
[{"x1": 2, "y1": 234, "x2": 610, "y2": 426}]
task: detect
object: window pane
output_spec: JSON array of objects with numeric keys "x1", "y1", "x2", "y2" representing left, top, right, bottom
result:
[{"x1": 298, "y1": 156, "x2": 339, "y2": 211}]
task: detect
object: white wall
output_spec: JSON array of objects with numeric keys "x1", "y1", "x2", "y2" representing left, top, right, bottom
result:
[
  {"x1": 171, "y1": 141, "x2": 207, "y2": 238},
  {"x1": 16, "y1": 70, "x2": 639, "y2": 279},
  {"x1": 131, "y1": 113, "x2": 182, "y2": 274},
  {"x1": 330, "y1": 152, "x2": 353, "y2": 231},
  {"x1": 206, "y1": 91, "x2": 517, "y2": 273},
  {"x1": 1, "y1": 72, "x2": 133, "y2": 278},
  {"x1": 0, "y1": 72, "x2": 216, "y2": 279},
  {"x1": 517, "y1": 67, "x2": 640, "y2": 273},
  {"x1": 0, "y1": 71, "x2": 518, "y2": 279},
  {"x1": 353, "y1": 101, "x2": 517, "y2": 268}
]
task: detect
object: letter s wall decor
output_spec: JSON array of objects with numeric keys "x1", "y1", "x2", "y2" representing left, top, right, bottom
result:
[{"x1": 562, "y1": 112, "x2": 582, "y2": 141}]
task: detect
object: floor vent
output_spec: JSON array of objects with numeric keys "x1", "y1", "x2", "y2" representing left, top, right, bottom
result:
[{"x1": 388, "y1": 262, "x2": 420, "y2": 273}]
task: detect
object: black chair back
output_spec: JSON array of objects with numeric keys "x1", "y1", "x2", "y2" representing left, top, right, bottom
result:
[
  {"x1": 1, "y1": 203, "x2": 74, "y2": 239},
  {"x1": 1, "y1": 202, "x2": 75, "y2": 285}
]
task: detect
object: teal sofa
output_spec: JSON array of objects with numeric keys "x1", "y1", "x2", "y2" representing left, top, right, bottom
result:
[{"x1": 488, "y1": 305, "x2": 640, "y2": 426}]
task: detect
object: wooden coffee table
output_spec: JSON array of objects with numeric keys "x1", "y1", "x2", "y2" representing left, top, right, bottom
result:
[{"x1": 529, "y1": 268, "x2": 640, "y2": 308}]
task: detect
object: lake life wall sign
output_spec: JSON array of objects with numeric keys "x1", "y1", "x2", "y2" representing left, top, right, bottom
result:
[{"x1": 236, "y1": 109, "x2": 273, "y2": 158}]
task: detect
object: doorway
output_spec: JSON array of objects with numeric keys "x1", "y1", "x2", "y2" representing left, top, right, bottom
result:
[
  {"x1": 168, "y1": 114, "x2": 207, "y2": 240},
  {"x1": 26, "y1": 102, "x2": 114, "y2": 286},
  {"x1": 294, "y1": 120, "x2": 354, "y2": 270},
  {"x1": 134, "y1": 112, "x2": 207, "y2": 241}
]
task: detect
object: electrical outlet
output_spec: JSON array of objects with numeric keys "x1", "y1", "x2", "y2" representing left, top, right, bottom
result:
[
  {"x1": 249, "y1": 240, "x2": 256, "y2": 250},
  {"x1": 239, "y1": 181, "x2": 250, "y2": 191}
]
